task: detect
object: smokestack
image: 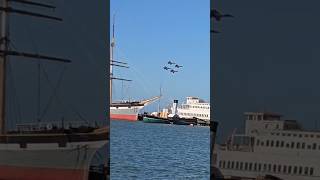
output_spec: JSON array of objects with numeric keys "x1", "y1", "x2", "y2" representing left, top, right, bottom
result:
[{"x1": 172, "y1": 100, "x2": 178, "y2": 115}]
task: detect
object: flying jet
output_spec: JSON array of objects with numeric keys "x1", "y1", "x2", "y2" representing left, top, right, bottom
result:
[
  {"x1": 170, "y1": 69, "x2": 178, "y2": 73},
  {"x1": 211, "y1": 9, "x2": 233, "y2": 21},
  {"x1": 175, "y1": 64, "x2": 183, "y2": 68},
  {"x1": 163, "y1": 66, "x2": 171, "y2": 70},
  {"x1": 168, "y1": 60, "x2": 175, "y2": 65}
]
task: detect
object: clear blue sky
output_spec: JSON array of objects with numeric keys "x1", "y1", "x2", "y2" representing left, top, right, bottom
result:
[{"x1": 111, "y1": 0, "x2": 210, "y2": 111}]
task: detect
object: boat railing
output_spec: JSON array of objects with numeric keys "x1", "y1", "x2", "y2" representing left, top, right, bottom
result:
[{"x1": 15, "y1": 121, "x2": 96, "y2": 132}]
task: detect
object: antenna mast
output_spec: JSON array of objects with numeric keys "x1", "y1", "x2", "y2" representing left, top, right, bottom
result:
[
  {"x1": 0, "y1": 0, "x2": 8, "y2": 134},
  {"x1": 110, "y1": 14, "x2": 115, "y2": 104}
]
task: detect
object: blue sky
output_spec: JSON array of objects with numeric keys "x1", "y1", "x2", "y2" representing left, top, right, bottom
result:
[{"x1": 111, "y1": 0, "x2": 209, "y2": 111}]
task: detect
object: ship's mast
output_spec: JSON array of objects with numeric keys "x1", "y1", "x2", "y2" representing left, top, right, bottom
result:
[
  {"x1": 109, "y1": 14, "x2": 131, "y2": 104},
  {"x1": 0, "y1": 0, "x2": 8, "y2": 135},
  {"x1": 110, "y1": 15, "x2": 115, "y2": 104},
  {"x1": 0, "y1": 0, "x2": 71, "y2": 134}
]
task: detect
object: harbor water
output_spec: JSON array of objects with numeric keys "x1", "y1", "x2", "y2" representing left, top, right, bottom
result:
[{"x1": 110, "y1": 120, "x2": 210, "y2": 180}]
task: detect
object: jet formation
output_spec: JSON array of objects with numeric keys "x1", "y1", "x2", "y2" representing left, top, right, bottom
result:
[{"x1": 163, "y1": 60, "x2": 182, "y2": 74}]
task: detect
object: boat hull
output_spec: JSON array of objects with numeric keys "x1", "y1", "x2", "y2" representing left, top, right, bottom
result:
[
  {"x1": 110, "y1": 105, "x2": 144, "y2": 121},
  {"x1": 143, "y1": 117, "x2": 171, "y2": 124},
  {"x1": 0, "y1": 128, "x2": 108, "y2": 180},
  {"x1": 0, "y1": 166, "x2": 86, "y2": 180}
]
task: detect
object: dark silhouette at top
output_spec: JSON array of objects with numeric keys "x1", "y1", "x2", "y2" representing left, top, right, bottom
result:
[{"x1": 211, "y1": 9, "x2": 234, "y2": 21}]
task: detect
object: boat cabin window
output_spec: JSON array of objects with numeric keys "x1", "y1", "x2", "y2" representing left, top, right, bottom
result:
[
  {"x1": 294, "y1": 166, "x2": 298, "y2": 174},
  {"x1": 283, "y1": 165, "x2": 287, "y2": 173},
  {"x1": 278, "y1": 165, "x2": 281, "y2": 173},
  {"x1": 288, "y1": 166, "x2": 292, "y2": 174},
  {"x1": 304, "y1": 167, "x2": 309, "y2": 175},
  {"x1": 257, "y1": 115, "x2": 262, "y2": 120},
  {"x1": 299, "y1": 166, "x2": 303, "y2": 175}
]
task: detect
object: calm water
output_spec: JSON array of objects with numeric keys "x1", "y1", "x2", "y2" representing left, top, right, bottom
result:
[{"x1": 110, "y1": 120, "x2": 210, "y2": 180}]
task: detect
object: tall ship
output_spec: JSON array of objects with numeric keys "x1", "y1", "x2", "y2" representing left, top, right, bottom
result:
[
  {"x1": 173, "y1": 97, "x2": 210, "y2": 123},
  {"x1": 213, "y1": 112, "x2": 320, "y2": 180},
  {"x1": 109, "y1": 16, "x2": 159, "y2": 121},
  {"x1": 0, "y1": 1, "x2": 108, "y2": 180}
]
